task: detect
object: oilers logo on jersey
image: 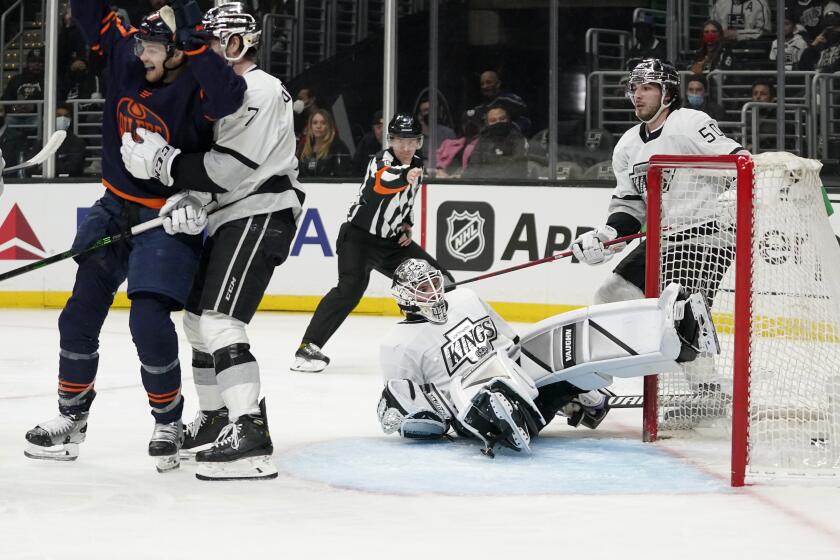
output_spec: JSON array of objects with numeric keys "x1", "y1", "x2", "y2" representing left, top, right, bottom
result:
[
  {"x1": 117, "y1": 97, "x2": 171, "y2": 141},
  {"x1": 441, "y1": 315, "x2": 499, "y2": 375}
]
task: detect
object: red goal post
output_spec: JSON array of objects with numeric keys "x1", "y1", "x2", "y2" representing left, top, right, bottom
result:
[{"x1": 643, "y1": 152, "x2": 840, "y2": 487}]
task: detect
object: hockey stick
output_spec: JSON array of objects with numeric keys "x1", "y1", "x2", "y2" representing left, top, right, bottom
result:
[
  {"x1": 447, "y1": 232, "x2": 645, "y2": 290},
  {"x1": 0, "y1": 201, "x2": 217, "y2": 283},
  {"x1": 2, "y1": 131, "x2": 67, "y2": 175}
]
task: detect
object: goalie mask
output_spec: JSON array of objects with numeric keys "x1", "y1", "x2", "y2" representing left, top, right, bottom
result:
[
  {"x1": 203, "y1": 2, "x2": 261, "y2": 62},
  {"x1": 391, "y1": 259, "x2": 447, "y2": 324},
  {"x1": 625, "y1": 58, "x2": 680, "y2": 124}
]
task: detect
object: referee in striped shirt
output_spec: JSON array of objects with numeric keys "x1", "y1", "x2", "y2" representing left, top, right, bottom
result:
[{"x1": 291, "y1": 113, "x2": 453, "y2": 372}]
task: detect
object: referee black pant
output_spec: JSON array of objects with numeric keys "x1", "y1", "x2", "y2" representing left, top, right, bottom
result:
[{"x1": 302, "y1": 222, "x2": 453, "y2": 348}]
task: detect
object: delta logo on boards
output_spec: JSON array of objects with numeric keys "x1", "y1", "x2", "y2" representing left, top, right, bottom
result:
[
  {"x1": 0, "y1": 204, "x2": 46, "y2": 260},
  {"x1": 436, "y1": 201, "x2": 494, "y2": 271}
]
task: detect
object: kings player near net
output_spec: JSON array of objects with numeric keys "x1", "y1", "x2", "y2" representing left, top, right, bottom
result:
[{"x1": 571, "y1": 58, "x2": 749, "y2": 304}]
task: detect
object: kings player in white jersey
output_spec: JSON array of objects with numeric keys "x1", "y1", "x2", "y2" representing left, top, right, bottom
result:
[
  {"x1": 121, "y1": 3, "x2": 304, "y2": 479},
  {"x1": 571, "y1": 59, "x2": 749, "y2": 304},
  {"x1": 376, "y1": 259, "x2": 720, "y2": 456}
]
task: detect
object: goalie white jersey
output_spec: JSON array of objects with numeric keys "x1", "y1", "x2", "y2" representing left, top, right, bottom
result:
[
  {"x1": 379, "y1": 288, "x2": 518, "y2": 397},
  {"x1": 609, "y1": 108, "x2": 743, "y2": 232}
]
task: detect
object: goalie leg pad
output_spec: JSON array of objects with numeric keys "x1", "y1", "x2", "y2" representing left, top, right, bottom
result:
[{"x1": 377, "y1": 380, "x2": 453, "y2": 440}]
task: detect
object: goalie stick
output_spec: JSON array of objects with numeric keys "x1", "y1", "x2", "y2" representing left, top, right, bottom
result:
[
  {"x1": 2, "y1": 131, "x2": 67, "y2": 175},
  {"x1": 607, "y1": 393, "x2": 717, "y2": 408},
  {"x1": 0, "y1": 201, "x2": 217, "y2": 283}
]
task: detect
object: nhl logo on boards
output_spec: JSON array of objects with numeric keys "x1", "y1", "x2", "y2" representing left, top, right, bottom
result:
[
  {"x1": 436, "y1": 201, "x2": 494, "y2": 271},
  {"x1": 446, "y1": 210, "x2": 485, "y2": 263}
]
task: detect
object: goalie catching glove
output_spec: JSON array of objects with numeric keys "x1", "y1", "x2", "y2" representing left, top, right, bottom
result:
[
  {"x1": 159, "y1": 190, "x2": 211, "y2": 235},
  {"x1": 120, "y1": 127, "x2": 181, "y2": 187},
  {"x1": 571, "y1": 225, "x2": 626, "y2": 265}
]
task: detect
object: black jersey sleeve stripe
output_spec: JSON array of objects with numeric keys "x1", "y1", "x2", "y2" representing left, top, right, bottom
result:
[
  {"x1": 611, "y1": 194, "x2": 644, "y2": 201},
  {"x1": 729, "y1": 146, "x2": 746, "y2": 155},
  {"x1": 212, "y1": 143, "x2": 259, "y2": 170},
  {"x1": 171, "y1": 153, "x2": 227, "y2": 194}
]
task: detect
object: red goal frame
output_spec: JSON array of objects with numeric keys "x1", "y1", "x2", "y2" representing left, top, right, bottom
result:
[{"x1": 643, "y1": 154, "x2": 755, "y2": 487}]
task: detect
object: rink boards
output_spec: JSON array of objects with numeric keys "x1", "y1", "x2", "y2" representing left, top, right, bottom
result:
[{"x1": 1, "y1": 181, "x2": 839, "y2": 322}]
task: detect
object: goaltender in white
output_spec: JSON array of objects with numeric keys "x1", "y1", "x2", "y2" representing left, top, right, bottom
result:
[{"x1": 376, "y1": 259, "x2": 720, "y2": 456}]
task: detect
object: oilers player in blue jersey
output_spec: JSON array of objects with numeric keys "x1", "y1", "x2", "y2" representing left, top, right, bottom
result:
[{"x1": 24, "y1": 1, "x2": 246, "y2": 473}]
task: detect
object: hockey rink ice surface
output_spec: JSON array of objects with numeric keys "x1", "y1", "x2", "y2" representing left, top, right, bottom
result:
[{"x1": 1, "y1": 309, "x2": 839, "y2": 559}]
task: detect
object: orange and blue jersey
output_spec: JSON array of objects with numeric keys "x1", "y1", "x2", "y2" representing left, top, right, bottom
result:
[{"x1": 71, "y1": 0, "x2": 246, "y2": 208}]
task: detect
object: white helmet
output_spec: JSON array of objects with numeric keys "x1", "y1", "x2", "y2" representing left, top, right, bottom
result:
[
  {"x1": 202, "y1": 2, "x2": 261, "y2": 62},
  {"x1": 391, "y1": 259, "x2": 447, "y2": 324}
]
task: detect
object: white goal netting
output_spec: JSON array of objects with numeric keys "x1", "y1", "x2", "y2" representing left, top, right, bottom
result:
[{"x1": 647, "y1": 152, "x2": 840, "y2": 480}]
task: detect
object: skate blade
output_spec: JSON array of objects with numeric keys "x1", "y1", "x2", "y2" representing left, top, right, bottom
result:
[
  {"x1": 179, "y1": 443, "x2": 214, "y2": 461},
  {"x1": 289, "y1": 358, "x2": 327, "y2": 373},
  {"x1": 488, "y1": 392, "x2": 531, "y2": 454},
  {"x1": 195, "y1": 455, "x2": 278, "y2": 481},
  {"x1": 24, "y1": 442, "x2": 79, "y2": 461},
  {"x1": 154, "y1": 454, "x2": 181, "y2": 473}
]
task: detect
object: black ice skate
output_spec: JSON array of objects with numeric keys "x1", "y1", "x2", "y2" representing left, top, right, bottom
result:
[
  {"x1": 290, "y1": 342, "x2": 330, "y2": 373},
  {"x1": 195, "y1": 401, "x2": 277, "y2": 481},
  {"x1": 181, "y1": 407, "x2": 229, "y2": 460},
  {"x1": 148, "y1": 420, "x2": 183, "y2": 473},
  {"x1": 460, "y1": 384, "x2": 542, "y2": 458},
  {"x1": 25, "y1": 411, "x2": 89, "y2": 461}
]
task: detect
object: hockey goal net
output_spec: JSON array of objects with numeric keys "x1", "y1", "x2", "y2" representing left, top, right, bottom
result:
[{"x1": 644, "y1": 152, "x2": 840, "y2": 486}]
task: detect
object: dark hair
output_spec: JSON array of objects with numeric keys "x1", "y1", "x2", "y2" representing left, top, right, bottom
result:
[
  {"x1": 57, "y1": 102, "x2": 72, "y2": 112},
  {"x1": 686, "y1": 74, "x2": 708, "y2": 90},
  {"x1": 751, "y1": 79, "x2": 775, "y2": 97}
]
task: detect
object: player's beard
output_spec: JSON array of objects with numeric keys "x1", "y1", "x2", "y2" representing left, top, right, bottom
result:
[{"x1": 635, "y1": 101, "x2": 662, "y2": 122}]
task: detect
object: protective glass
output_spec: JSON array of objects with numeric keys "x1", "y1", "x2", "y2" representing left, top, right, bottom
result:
[{"x1": 134, "y1": 38, "x2": 167, "y2": 59}]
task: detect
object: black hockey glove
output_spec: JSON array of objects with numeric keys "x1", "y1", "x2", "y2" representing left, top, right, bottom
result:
[
  {"x1": 176, "y1": 27, "x2": 211, "y2": 52},
  {"x1": 169, "y1": 0, "x2": 204, "y2": 28}
]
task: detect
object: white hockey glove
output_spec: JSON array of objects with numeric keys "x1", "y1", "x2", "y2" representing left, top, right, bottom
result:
[
  {"x1": 377, "y1": 379, "x2": 454, "y2": 440},
  {"x1": 159, "y1": 190, "x2": 211, "y2": 236},
  {"x1": 571, "y1": 225, "x2": 624, "y2": 265},
  {"x1": 120, "y1": 127, "x2": 181, "y2": 187}
]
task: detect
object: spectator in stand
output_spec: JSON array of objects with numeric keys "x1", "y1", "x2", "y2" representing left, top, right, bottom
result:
[
  {"x1": 625, "y1": 13, "x2": 668, "y2": 69},
  {"x1": 751, "y1": 79, "x2": 774, "y2": 103},
  {"x1": 471, "y1": 70, "x2": 531, "y2": 135},
  {"x1": 746, "y1": 80, "x2": 777, "y2": 151},
  {"x1": 463, "y1": 104, "x2": 528, "y2": 180},
  {"x1": 293, "y1": 86, "x2": 320, "y2": 140},
  {"x1": 711, "y1": 0, "x2": 772, "y2": 41},
  {"x1": 26, "y1": 104, "x2": 88, "y2": 177},
  {"x1": 59, "y1": 57, "x2": 104, "y2": 108},
  {"x1": 351, "y1": 110, "x2": 384, "y2": 177},
  {"x1": 690, "y1": 20, "x2": 735, "y2": 74},
  {"x1": 435, "y1": 110, "x2": 482, "y2": 178},
  {"x1": 685, "y1": 74, "x2": 728, "y2": 122},
  {"x1": 58, "y1": 5, "x2": 88, "y2": 72},
  {"x1": 798, "y1": 10, "x2": 840, "y2": 71},
  {"x1": 772, "y1": 7, "x2": 811, "y2": 68},
  {"x1": 2, "y1": 48, "x2": 44, "y2": 121},
  {"x1": 0, "y1": 106, "x2": 27, "y2": 169},
  {"x1": 792, "y1": 0, "x2": 840, "y2": 40},
  {"x1": 414, "y1": 95, "x2": 456, "y2": 160},
  {"x1": 297, "y1": 108, "x2": 351, "y2": 178}
]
